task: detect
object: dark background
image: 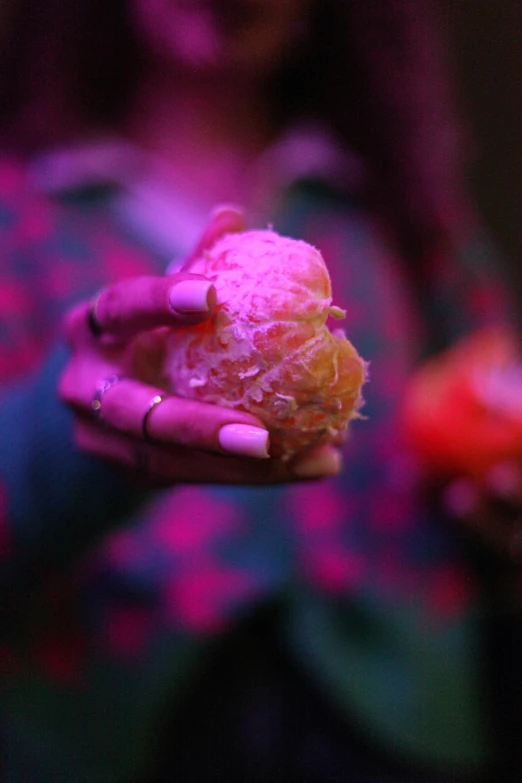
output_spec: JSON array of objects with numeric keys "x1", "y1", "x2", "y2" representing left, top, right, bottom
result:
[{"x1": 444, "y1": 0, "x2": 522, "y2": 316}]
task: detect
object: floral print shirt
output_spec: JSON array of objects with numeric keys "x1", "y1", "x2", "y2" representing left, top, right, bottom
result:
[{"x1": 0, "y1": 155, "x2": 510, "y2": 782}]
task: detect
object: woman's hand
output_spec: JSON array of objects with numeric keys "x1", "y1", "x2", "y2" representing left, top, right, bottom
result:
[{"x1": 58, "y1": 206, "x2": 342, "y2": 485}]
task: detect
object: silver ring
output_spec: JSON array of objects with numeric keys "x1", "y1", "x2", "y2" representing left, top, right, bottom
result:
[
  {"x1": 91, "y1": 374, "x2": 127, "y2": 418},
  {"x1": 142, "y1": 394, "x2": 168, "y2": 442}
]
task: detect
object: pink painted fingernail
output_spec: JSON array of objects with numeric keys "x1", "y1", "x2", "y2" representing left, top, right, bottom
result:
[
  {"x1": 169, "y1": 280, "x2": 214, "y2": 314},
  {"x1": 218, "y1": 424, "x2": 270, "y2": 459},
  {"x1": 292, "y1": 446, "x2": 342, "y2": 478},
  {"x1": 210, "y1": 203, "x2": 244, "y2": 219}
]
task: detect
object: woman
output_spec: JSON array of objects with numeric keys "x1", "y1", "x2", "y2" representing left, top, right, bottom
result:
[{"x1": 0, "y1": 1, "x2": 520, "y2": 781}]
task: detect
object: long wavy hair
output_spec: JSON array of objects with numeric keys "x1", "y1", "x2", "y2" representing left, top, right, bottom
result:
[{"x1": 0, "y1": 0, "x2": 467, "y2": 266}]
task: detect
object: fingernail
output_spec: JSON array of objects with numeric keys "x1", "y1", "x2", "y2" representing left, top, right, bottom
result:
[
  {"x1": 292, "y1": 446, "x2": 342, "y2": 478},
  {"x1": 210, "y1": 203, "x2": 244, "y2": 220},
  {"x1": 169, "y1": 280, "x2": 214, "y2": 314},
  {"x1": 218, "y1": 424, "x2": 270, "y2": 459}
]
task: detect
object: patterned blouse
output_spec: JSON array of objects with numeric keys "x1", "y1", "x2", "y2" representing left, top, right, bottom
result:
[{"x1": 0, "y1": 153, "x2": 510, "y2": 782}]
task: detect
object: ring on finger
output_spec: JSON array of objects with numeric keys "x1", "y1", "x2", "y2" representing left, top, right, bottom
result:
[
  {"x1": 92, "y1": 374, "x2": 127, "y2": 419},
  {"x1": 142, "y1": 394, "x2": 168, "y2": 442}
]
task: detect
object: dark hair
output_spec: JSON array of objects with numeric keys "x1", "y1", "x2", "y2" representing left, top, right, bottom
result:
[
  {"x1": 0, "y1": 0, "x2": 467, "y2": 262},
  {"x1": 0, "y1": 0, "x2": 138, "y2": 147}
]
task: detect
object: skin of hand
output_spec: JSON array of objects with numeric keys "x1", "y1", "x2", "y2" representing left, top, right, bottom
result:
[{"x1": 58, "y1": 206, "x2": 343, "y2": 485}]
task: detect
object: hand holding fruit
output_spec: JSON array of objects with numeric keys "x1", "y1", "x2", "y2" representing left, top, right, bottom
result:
[{"x1": 59, "y1": 206, "x2": 365, "y2": 485}]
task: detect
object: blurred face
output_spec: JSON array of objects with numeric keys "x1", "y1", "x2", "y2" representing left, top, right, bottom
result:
[{"x1": 131, "y1": 0, "x2": 313, "y2": 75}]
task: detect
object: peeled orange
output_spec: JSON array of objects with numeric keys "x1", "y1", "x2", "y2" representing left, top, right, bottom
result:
[{"x1": 162, "y1": 229, "x2": 367, "y2": 458}]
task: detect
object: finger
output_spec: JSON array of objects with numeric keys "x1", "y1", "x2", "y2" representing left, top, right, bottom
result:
[
  {"x1": 97, "y1": 273, "x2": 218, "y2": 338},
  {"x1": 180, "y1": 204, "x2": 246, "y2": 271},
  {"x1": 64, "y1": 273, "x2": 217, "y2": 345},
  {"x1": 63, "y1": 363, "x2": 345, "y2": 468},
  {"x1": 74, "y1": 420, "x2": 342, "y2": 485},
  {"x1": 65, "y1": 374, "x2": 271, "y2": 457}
]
